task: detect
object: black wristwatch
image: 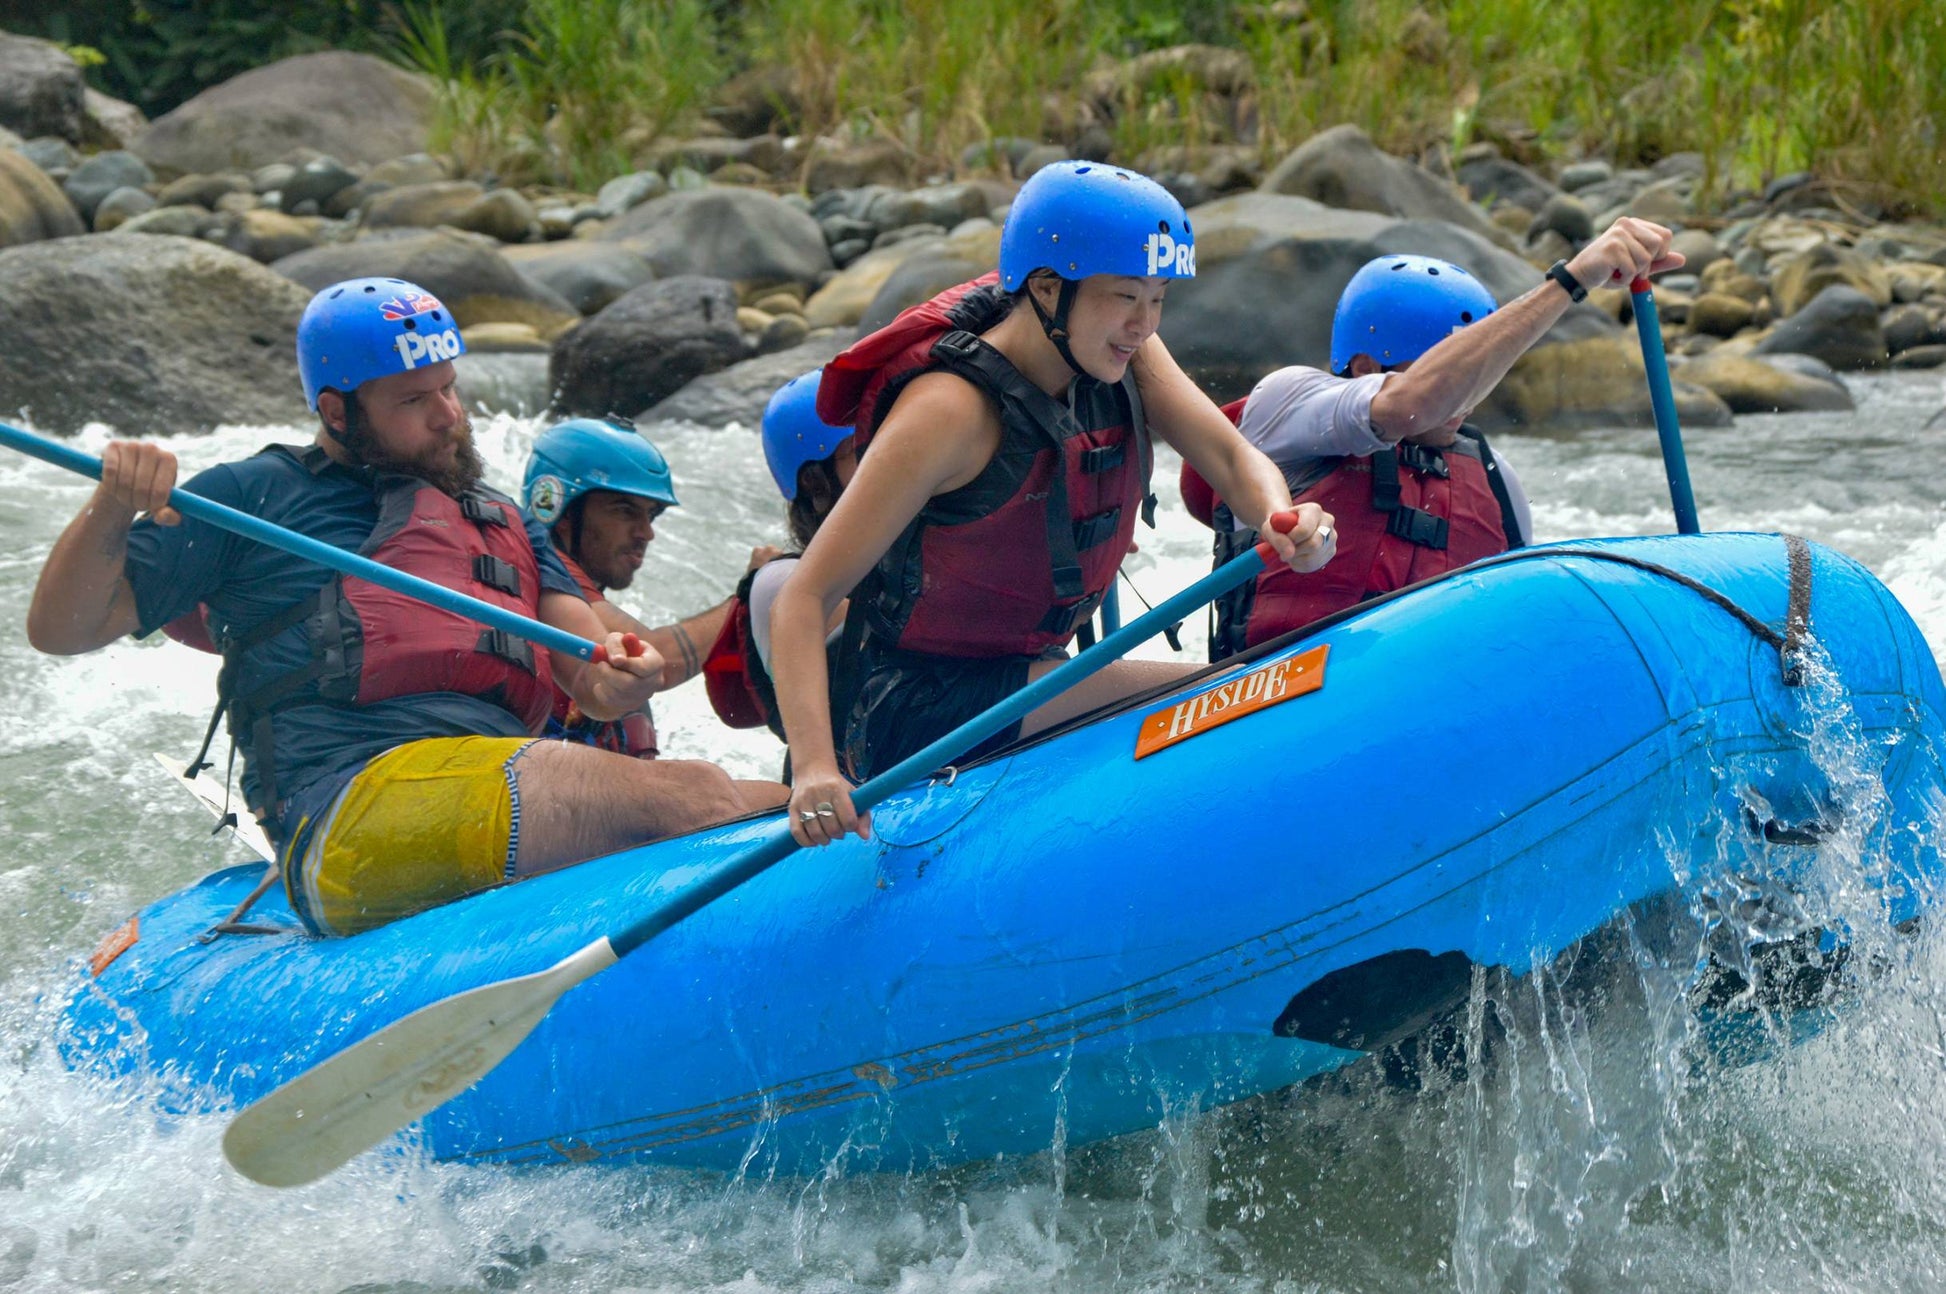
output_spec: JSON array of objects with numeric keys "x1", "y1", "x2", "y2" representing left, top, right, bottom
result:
[{"x1": 1546, "y1": 259, "x2": 1587, "y2": 302}]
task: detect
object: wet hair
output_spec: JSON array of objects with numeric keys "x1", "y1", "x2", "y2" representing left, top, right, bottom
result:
[{"x1": 788, "y1": 456, "x2": 846, "y2": 550}]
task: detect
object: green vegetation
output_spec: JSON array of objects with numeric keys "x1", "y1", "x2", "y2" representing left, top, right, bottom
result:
[{"x1": 11, "y1": 0, "x2": 1942, "y2": 214}]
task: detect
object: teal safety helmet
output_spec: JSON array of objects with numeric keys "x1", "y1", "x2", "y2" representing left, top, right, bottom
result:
[
  {"x1": 523, "y1": 416, "x2": 678, "y2": 525},
  {"x1": 998, "y1": 160, "x2": 1194, "y2": 376},
  {"x1": 761, "y1": 369, "x2": 852, "y2": 501},
  {"x1": 1330, "y1": 255, "x2": 1498, "y2": 375},
  {"x1": 297, "y1": 277, "x2": 466, "y2": 410}
]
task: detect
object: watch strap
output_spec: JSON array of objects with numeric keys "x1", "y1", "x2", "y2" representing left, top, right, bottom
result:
[{"x1": 1546, "y1": 259, "x2": 1587, "y2": 303}]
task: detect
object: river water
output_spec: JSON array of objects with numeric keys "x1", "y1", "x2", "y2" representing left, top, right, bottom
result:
[{"x1": 2, "y1": 370, "x2": 1945, "y2": 1292}]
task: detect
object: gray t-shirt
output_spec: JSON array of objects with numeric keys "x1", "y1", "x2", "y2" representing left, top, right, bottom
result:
[{"x1": 1235, "y1": 366, "x2": 1533, "y2": 543}]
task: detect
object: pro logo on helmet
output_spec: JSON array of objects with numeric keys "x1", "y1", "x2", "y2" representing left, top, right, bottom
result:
[
  {"x1": 528, "y1": 474, "x2": 567, "y2": 523},
  {"x1": 394, "y1": 327, "x2": 462, "y2": 370},
  {"x1": 1145, "y1": 231, "x2": 1194, "y2": 277}
]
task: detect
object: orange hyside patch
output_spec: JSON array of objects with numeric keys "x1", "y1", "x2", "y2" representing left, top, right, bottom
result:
[
  {"x1": 89, "y1": 915, "x2": 140, "y2": 978},
  {"x1": 1135, "y1": 645, "x2": 1329, "y2": 760}
]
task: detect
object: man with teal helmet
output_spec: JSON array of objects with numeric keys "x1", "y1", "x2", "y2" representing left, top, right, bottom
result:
[
  {"x1": 1185, "y1": 215, "x2": 1685, "y2": 655},
  {"x1": 521, "y1": 414, "x2": 780, "y2": 758},
  {"x1": 31, "y1": 277, "x2": 784, "y2": 937}
]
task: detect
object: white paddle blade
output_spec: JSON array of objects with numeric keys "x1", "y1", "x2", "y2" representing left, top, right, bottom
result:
[
  {"x1": 222, "y1": 936, "x2": 620, "y2": 1188},
  {"x1": 152, "y1": 753, "x2": 276, "y2": 862}
]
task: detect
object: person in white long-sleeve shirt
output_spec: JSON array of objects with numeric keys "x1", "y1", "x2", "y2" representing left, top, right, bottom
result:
[{"x1": 1183, "y1": 215, "x2": 1681, "y2": 656}]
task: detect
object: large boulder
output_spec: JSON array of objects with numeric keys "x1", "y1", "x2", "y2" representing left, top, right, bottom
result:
[
  {"x1": 0, "y1": 234, "x2": 310, "y2": 434},
  {"x1": 270, "y1": 229, "x2": 579, "y2": 337},
  {"x1": 1754, "y1": 284, "x2": 1888, "y2": 370},
  {"x1": 135, "y1": 52, "x2": 434, "y2": 175},
  {"x1": 1456, "y1": 152, "x2": 1561, "y2": 214},
  {"x1": 81, "y1": 88, "x2": 147, "y2": 151},
  {"x1": 1673, "y1": 351, "x2": 1853, "y2": 414},
  {"x1": 503, "y1": 242, "x2": 655, "y2": 315},
  {"x1": 549, "y1": 277, "x2": 745, "y2": 416},
  {"x1": 363, "y1": 181, "x2": 486, "y2": 231},
  {"x1": 1767, "y1": 244, "x2": 1891, "y2": 316},
  {"x1": 640, "y1": 333, "x2": 851, "y2": 427},
  {"x1": 802, "y1": 224, "x2": 1002, "y2": 330},
  {"x1": 1261, "y1": 125, "x2": 1518, "y2": 252},
  {"x1": 601, "y1": 188, "x2": 834, "y2": 286},
  {"x1": 857, "y1": 228, "x2": 1004, "y2": 331},
  {"x1": 1483, "y1": 336, "x2": 1732, "y2": 432},
  {"x1": 0, "y1": 35, "x2": 84, "y2": 144},
  {"x1": 1157, "y1": 193, "x2": 1608, "y2": 401},
  {"x1": 0, "y1": 147, "x2": 84, "y2": 246}
]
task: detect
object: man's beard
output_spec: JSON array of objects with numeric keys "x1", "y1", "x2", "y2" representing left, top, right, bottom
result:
[{"x1": 343, "y1": 398, "x2": 486, "y2": 496}]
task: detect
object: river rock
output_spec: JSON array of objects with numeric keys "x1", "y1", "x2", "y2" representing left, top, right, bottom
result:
[
  {"x1": 453, "y1": 351, "x2": 550, "y2": 415},
  {"x1": 1485, "y1": 335, "x2": 1732, "y2": 432},
  {"x1": 156, "y1": 171, "x2": 251, "y2": 209},
  {"x1": 1261, "y1": 125, "x2": 1518, "y2": 253},
  {"x1": 805, "y1": 140, "x2": 914, "y2": 194},
  {"x1": 759, "y1": 312, "x2": 809, "y2": 352},
  {"x1": 460, "y1": 321, "x2": 548, "y2": 353},
  {"x1": 118, "y1": 204, "x2": 217, "y2": 239},
  {"x1": 91, "y1": 186, "x2": 155, "y2": 232},
  {"x1": 1889, "y1": 262, "x2": 1946, "y2": 304},
  {"x1": 281, "y1": 156, "x2": 359, "y2": 212},
  {"x1": 135, "y1": 52, "x2": 434, "y2": 175},
  {"x1": 0, "y1": 233, "x2": 311, "y2": 433},
  {"x1": 64, "y1": 150, "x2": 153, "y2": 223},
  {"x1": 363, "y1": 181, "x2": 485, "y2": 231},
  {"x1": 18, "y1": 136, "x2": 77, "y2": 176},
  {"x1": 0, "y1": 34, "x2": 84, "y2": 144},
  {"x1": 503, "y1": 242, "x2": 654, "y2": 315},
  {"x1": 602, "y1": 188, "x2": 833, "y2": 287},
  {"x1": 1686, "y1": 292, "x2": 1756, "y2": 337},
  {"x1": 548, "y1": 276, "x2": 745, "y2": 416},
  {"x1": 709, "y1": 63, "x2": 798, "y2": 138},
  {"x1": 640, "y1": 333, "x2": 850, "y2": 427},
  {"x1": 1701, "y1": 259, "x2": 1766, "y2": 303},
  {"x1": 1156, "y1": 192, "x2": 1608, "y2": 401},
  {"x1": 645, "y1": 135, "x2": 786, "y2": 177},
  {"x1": 1527, "y1": 193, "x2": 1594, "y2": 245},
  {"x1": 1670, "y1": 229, "x2": 1725, "y2": 277},
  {"x1": 81, "y1": 87, "x2": 146, "y2": 152},
  {"x1": 1557, "y1": 160, "x2": 1612, "y2": 192},
  {"x1": 1673, "y1": 351, "x2": 1852, "y2": 413},
  {"x1": 1881, "y1": 304, "x2": 1935, "y2": 355},
  {"x1": 595, "y1": 170, "x2": 667, "y2": 219},
  {"x1": 452, "y1": 188, "x2": 537, "y2": 243},
  {"x1": 1769, "y1": 244, "x2": 1891, "y2": 316},
  {"x1": 1457, "y1": 153, "x2": 1560, "y2": 213},
  {"x1": 271, "y1": 228, "x2": 579, "y2": 336},
  {"x1": 1754, "y1": 284, "x2": 1887, "y2": 369},
  {"x1": 1893, "y1": 344, "x2": 1946, "y2": 370},
  {"x1": 224, "y1": 209, "x2": 319, "y2": 262},
  {"x1": 0, "y1": 147, "x2": 84, "y2": 246},
  {"x1": 804, "y1": 224, "x2": 1002, "y2": 331}
]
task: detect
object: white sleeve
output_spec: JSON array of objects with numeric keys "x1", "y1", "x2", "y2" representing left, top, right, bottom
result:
[
  {"x1": 745, "y1": 556, "x2": 799, "y2": 672},
  {"x1": 1236, "y1": 367, "x2": 1393, "y2": 466},
  {"x1": 1489, "y1": 449, "x2": 1535, "y2": 546}
]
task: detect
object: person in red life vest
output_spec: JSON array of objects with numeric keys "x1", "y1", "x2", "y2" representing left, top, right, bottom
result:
[
  {"x1": 1184, "y1": 215, "x2": 1683, "y2": 656},
  {"x1": 26, "y1": 277, "x2": 786, "y2": 937},
  {"x1": 702, "y1": 368, "x2": 857, "y2": 744},
  {"x1": 768, "y1": 161, "x2": 1337, "y2": 848},
  {"x1": 521, "y1": 416, "x2": 781, "y2": 757}
]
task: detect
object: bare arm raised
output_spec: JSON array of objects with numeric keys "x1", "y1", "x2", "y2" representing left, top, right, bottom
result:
[
  {"x1": 1369, "y1": 217, "x2": 1685, "y2": 443},
  {"x1": 27, "y1": 440, "x2": 181, "y2": 655}
]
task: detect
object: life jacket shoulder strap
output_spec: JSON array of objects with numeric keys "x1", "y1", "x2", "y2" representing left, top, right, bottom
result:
[{"x1": 1454, "y1": 425, "x2": 1525, "y2": 548}]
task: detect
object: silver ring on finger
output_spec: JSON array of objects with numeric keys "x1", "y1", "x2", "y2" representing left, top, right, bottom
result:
[
  {"x1": 1317, "y1": 524, "x2": 1334, "y2": 545},
  {"x1": 799, "y1": 809, "x2": 819, "y2": 823}
]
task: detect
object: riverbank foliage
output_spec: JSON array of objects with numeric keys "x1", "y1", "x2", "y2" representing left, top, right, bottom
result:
[{"x1": 14, "y1": 0, "x2": 1943, "y2": 213}]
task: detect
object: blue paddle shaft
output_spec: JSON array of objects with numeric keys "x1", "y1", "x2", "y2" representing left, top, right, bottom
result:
[
  {"x1": 1628, "y1": 280, "x2": 1701, "y2": 536},
  {"x1": 610, "y1": 534, "x2": 1278, "y2": 957},
  {"x1": 0, "y1": 420, "x2": 599, "y2": 661}
]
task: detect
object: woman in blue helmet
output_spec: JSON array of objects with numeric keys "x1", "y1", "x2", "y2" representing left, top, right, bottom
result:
[
  {"x1": 702, "y1": 368, "x2": 856, "y2": 740},
  {"x1": 769, "y1": 161, "x2": 1338, "y2": 848},
  {"x1": 523, "y1": 416, "x2": 781, "y2": 757},
  {"x1": 1182, "y1": 215, "x2": 1682, "y2": 655}
]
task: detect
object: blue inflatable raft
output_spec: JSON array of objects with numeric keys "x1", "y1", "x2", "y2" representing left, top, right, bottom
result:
[{"x1": 61, "y1": 533, "x2": 1946, "y2": 1175}]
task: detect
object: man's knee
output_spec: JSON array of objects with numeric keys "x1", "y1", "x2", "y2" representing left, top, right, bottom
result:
[{"x1": 637, "y1": 757, "x2": 746, "y2": 826}]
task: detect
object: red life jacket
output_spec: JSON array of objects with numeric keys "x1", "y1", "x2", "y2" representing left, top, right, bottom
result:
[
  {"x1": 185, "y1": 446, "x2": 557, "y2": 809},
  {"x1": 1186, "y1": 401, "x2": 1521, "y2": 656},
  {"x1": 702, "y1": 562, "x2": 786, "y2": 738},
  {"x1": 819, "y1": 274, "x2": 1153, "y2": 659},
  {"x1": 541, "y1": 550, "x2": 659, "y2": 759}
]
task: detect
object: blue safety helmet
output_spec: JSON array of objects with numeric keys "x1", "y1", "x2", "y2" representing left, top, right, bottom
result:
[
  {"x1": 998, "y1": 160, "x2": 1196, "y2": 290},
  {"x1": 1330, "y1": 255, "x2": 1498, "y2": 375},
  {"x1": 760, "y1": 369, "x2": 852, "y2": 501},
  {"x1": 522, "y1": 416, "x2": 679, "y2": 525},
  {"x1": 297, "y1": 277, "x2": 467, "y2": 410}
]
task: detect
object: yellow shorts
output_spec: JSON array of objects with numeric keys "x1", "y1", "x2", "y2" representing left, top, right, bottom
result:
[{"x1": 282, "y1": 736, "x2": 537, "y2": 937}]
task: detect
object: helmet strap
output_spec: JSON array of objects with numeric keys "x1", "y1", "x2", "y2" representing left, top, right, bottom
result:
[{"x1": 1026, "y1": 275, "x2": 1087, "y2": 379}]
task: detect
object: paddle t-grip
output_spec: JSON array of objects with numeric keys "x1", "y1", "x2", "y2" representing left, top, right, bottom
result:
[
  {"x1": 588, "y1": 633, "x2": 648, "y2": 666},
  {"x1": 1251, "y1": 509, "x2": 1302, "y2": 564}
]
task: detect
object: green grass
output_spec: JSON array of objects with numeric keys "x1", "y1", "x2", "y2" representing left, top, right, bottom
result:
[{"x1": 392, "y1": 0, "x2": 1946, "y2": 215}]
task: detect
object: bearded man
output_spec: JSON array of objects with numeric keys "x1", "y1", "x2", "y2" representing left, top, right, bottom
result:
[{"x1": 26, "y1": 278, "x2": 782, "y2": 937}]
